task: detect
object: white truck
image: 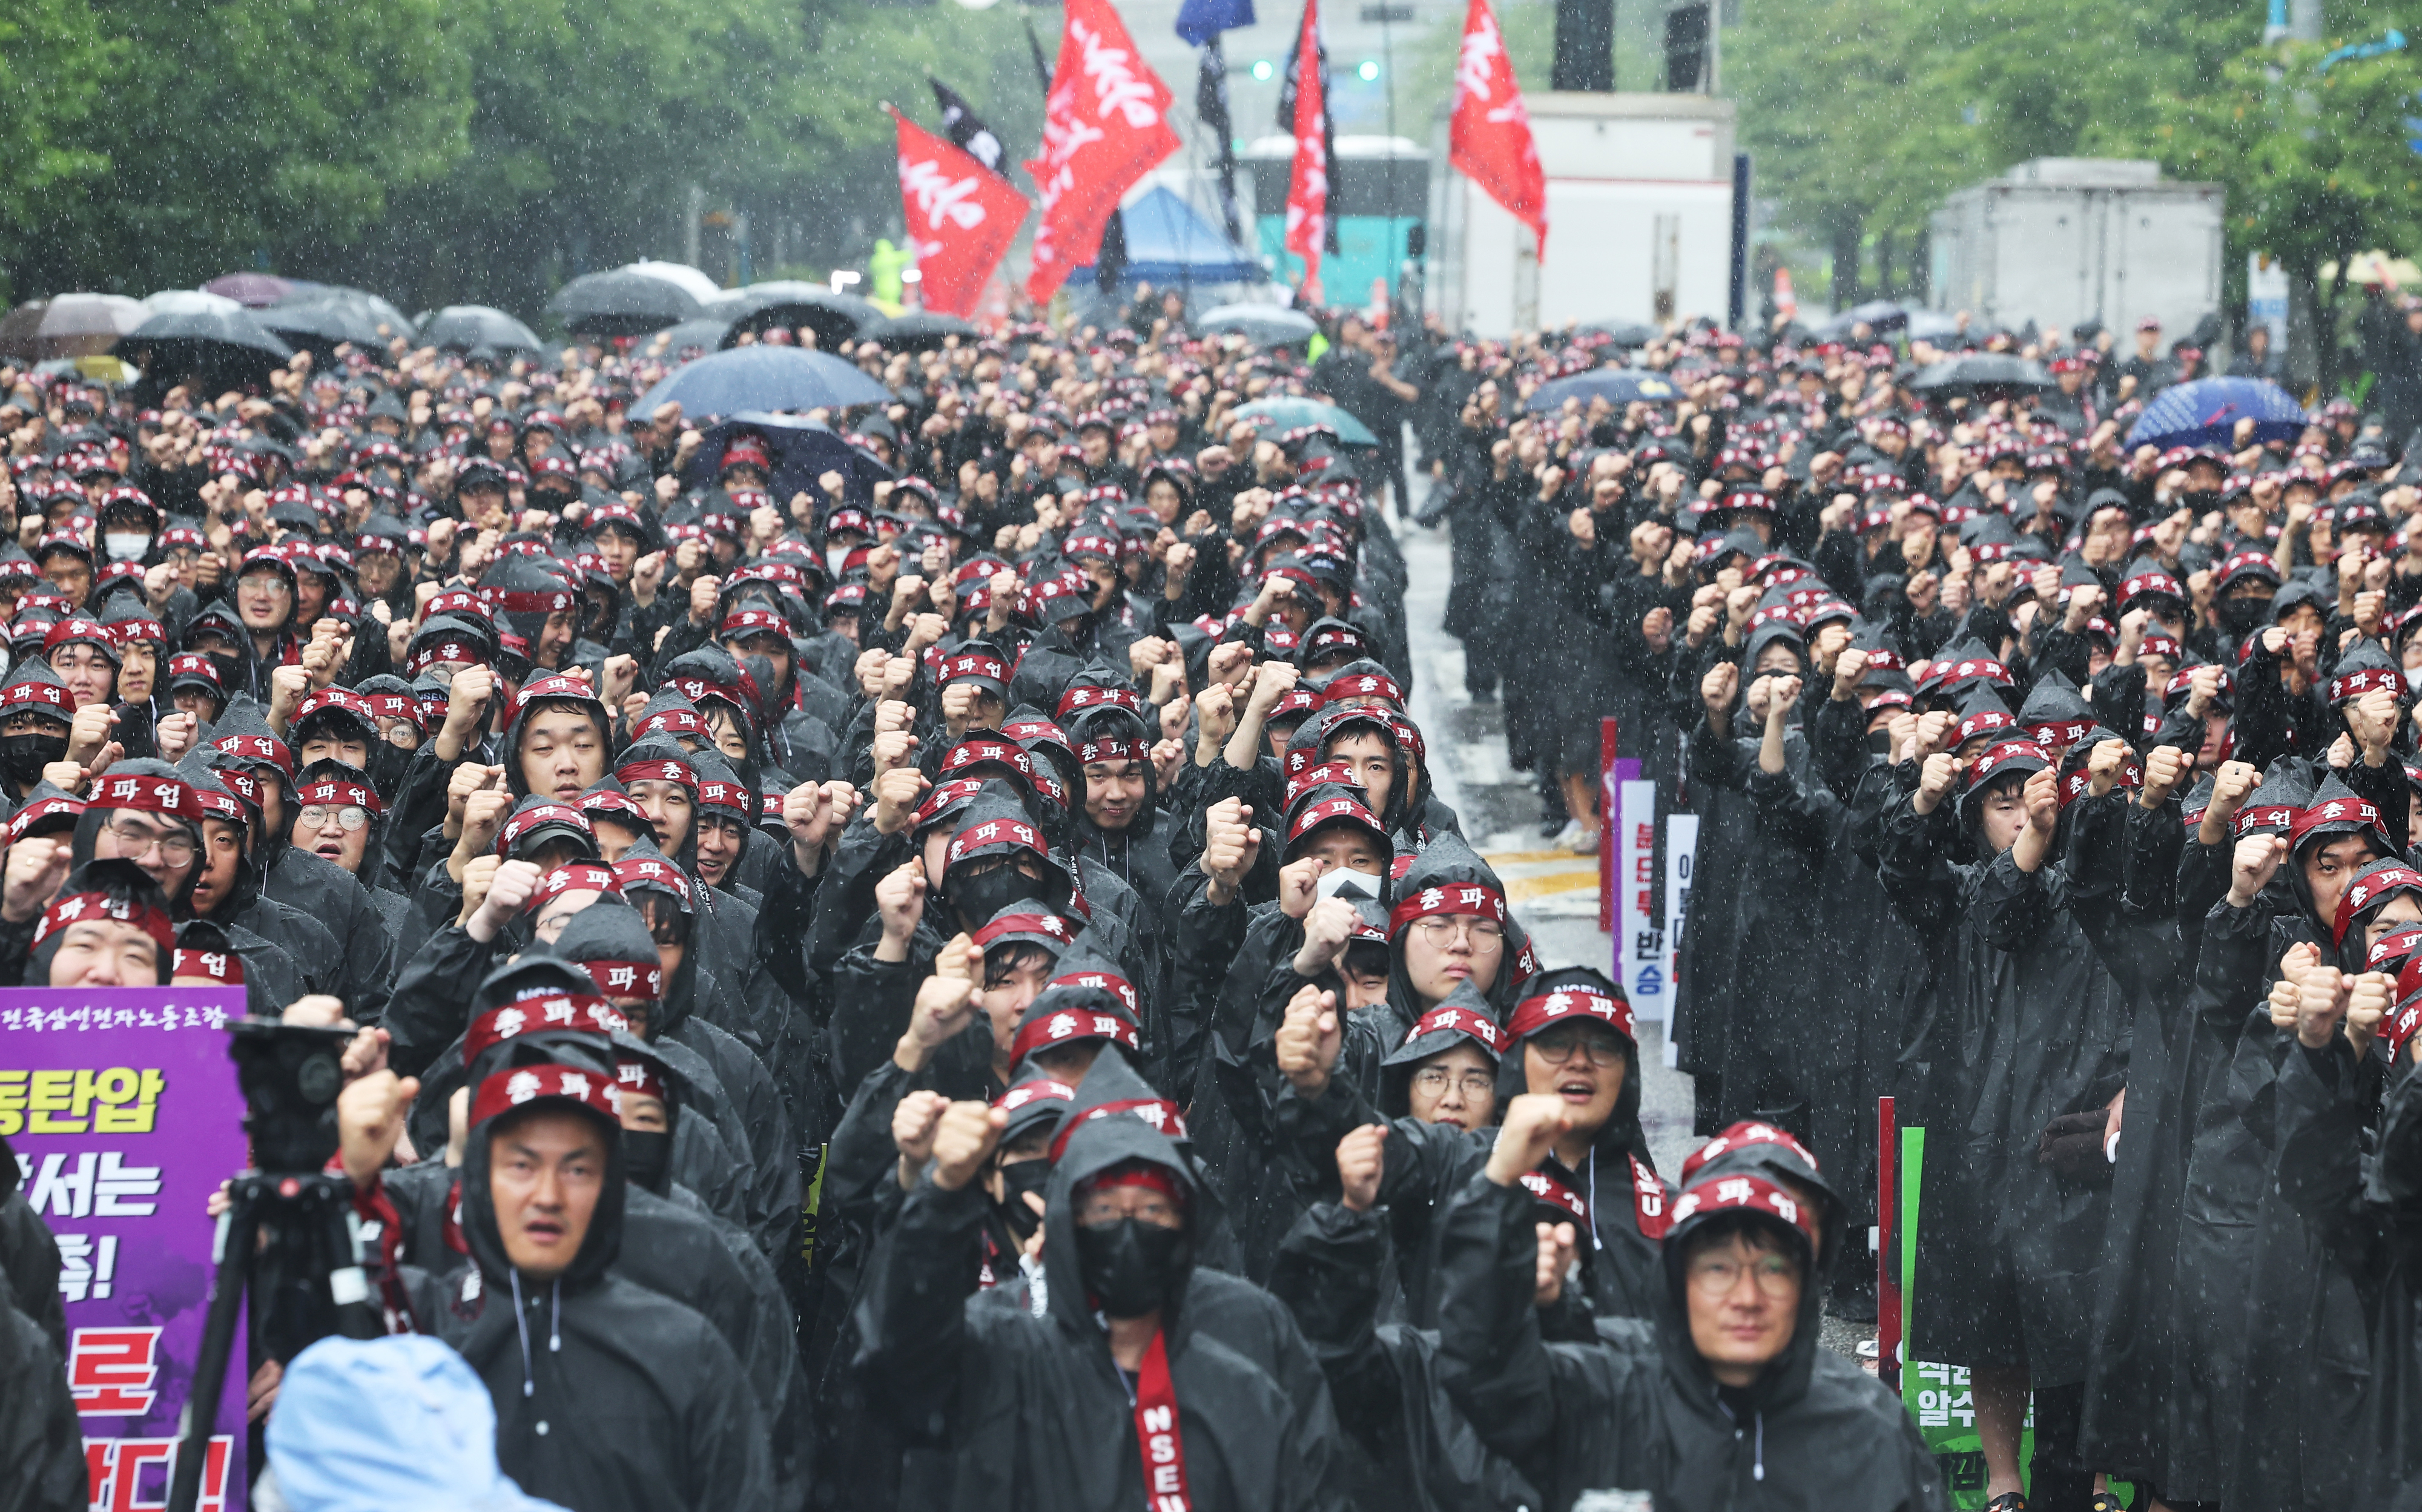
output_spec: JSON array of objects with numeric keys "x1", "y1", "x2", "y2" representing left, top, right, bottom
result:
[
  {"x1": 1427, "y1": 90, "x2": 1736, "y2": 335},
  {"x1": 1927, "y1": 159, "x2": 2225, "y2": 336}
]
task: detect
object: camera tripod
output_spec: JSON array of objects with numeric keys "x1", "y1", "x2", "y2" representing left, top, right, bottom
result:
[{"x1": 166, "y1": 1167, "x2": 384, "y2": 1512}]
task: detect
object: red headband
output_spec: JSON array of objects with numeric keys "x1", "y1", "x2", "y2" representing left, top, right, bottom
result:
[
  {"x1": 995, "y1": 1078, "x2": 1078, "y2": 1113},
  {"x1": 616, "y1": 758, "x2": 698, "y2": 792},
  {"x1": 695, "y1": 778, "x2": 750, "y2": 816},
  {"x1": 6, "y1": 795, "x2": 83, "y2": 843},
  {"x1": 466, "y1": 994, "x2": 627, "y2": 1061},
  {"x1": 613, "y1": 854, "x2": 693, "y2": 909},
  {"x1": 948, "y1": 816, "x2": 1045, "y2": 867},
  {"x1": 940, "y1": 651, "x2": 1009, "y2": 685},
  {"x1": 2334, "y1": 864, "x2": 2422, "y2": 946},
  {"x1": 614, "y1": 1057, "x2": 665, "y2": 1104},
  {"x1": 88, "y1": 771, "x2": 196, "y2": 820},
  {"x1": 529, "y1": 862, "x2": 622, "y2": 911},
  {"x1": 173, "y1": 945, "x2": 244, "y2": 983},
  {"x1": 470, "y1": 1063, "x2": 622, "y2": 1126},
  {"x1": 297, "y1": 777, "x2": 381, "y2": 814},
  {"x1": 1516, "y1": 1167, "x2": 1590, "y2": 1224},
  {"x1": 632, "y1": 707, "x2": 708, "y2": 740},
  {"x1": 1010, "y1": 1005, "x2": 1140, "y2": 1067},
  {"x1": 1404, "y1": 1003, "x2": 1506, "y2": 1052},
  {"x1": 1389, "y1": 882, "x2": 1508, "y2": 934},
  {"x1": 214, "y1": 731, "x2": 294, "y2": 778},
  {"x1": 497, "y1": 803, "x2": 592, "y2": 856},
  {"x1": 1320, "y1": 672, "x2": 1403, "y2": 708},
  {"x1": 1506, "y1": 985, "x2": 1634, "y2": 1044},
  {"x1": 583, "y1": 959, "x2": 665, "y2": 1000},
  {"x1": 2331, "y1": 665, "x2": 2401, "y2": 704},
  {"x1": 35, "y1": 892, "x2": 174, "y2": 957},
  {"x1": 973, "y1": 911, "x2": 1076, "y2": 949},
  {"x1": 1668, "y1": 1172, "x2": 1819, "y2": 1249},
  {"x1": 1056, "y1": 685, "x2": 1143, "y2": 720}
]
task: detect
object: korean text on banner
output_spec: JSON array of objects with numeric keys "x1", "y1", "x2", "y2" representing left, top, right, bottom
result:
[
  {"x1": 1619, "y1": 777, "x2": 1659, "y2": 1006},
  {"x1": 1, "y1": 988, "x2": 251, "y2": 1512}
]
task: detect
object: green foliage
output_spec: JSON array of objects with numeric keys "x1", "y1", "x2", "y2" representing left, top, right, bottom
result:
[
  {"x1": 1724, "y1": 0, "x2": 2262, "y2": 299},
  {"x1": 0, "y1": 0, "x2": 1044, "y2": 314}
]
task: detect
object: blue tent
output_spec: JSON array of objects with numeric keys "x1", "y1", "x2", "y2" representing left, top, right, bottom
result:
[{"x1": 1075, "y1": 187, "x2": 1264, "y2": 287}]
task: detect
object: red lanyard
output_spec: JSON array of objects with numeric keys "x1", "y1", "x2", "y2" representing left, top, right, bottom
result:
[{"x1": 1132, "y1": 1330, "x2": 1192, "y2": 1512}]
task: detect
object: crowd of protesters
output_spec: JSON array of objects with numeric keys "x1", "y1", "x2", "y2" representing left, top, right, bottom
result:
[{"x1": 4, "y1": 290, "x2": 2422, "y2": 1512}]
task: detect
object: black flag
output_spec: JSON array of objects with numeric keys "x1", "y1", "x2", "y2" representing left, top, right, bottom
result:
[
  {"x1": 1094, "y1": 206, "x2": 1129, "y2": 294},
  {"x1": 1196, "y1": 40, "x2": 1245, "y2": 245},
  {"x1": 928, "y1": 77, "x2": 1006, "y2": 177}
]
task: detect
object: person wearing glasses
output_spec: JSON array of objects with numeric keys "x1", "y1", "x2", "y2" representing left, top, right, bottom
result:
[
  {"x1": 1275, "y1": 965, "x2": 1671, "y2": 1327},
  {"x1": 1430, "y1": 1104, "x2": 1944, "y2": 1512}
]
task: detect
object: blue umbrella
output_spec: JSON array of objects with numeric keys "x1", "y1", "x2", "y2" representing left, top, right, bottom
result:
[
  {"x1": 2126, "y1": 377, "x2": 2308, "y2": 451},
  {"x1": 679, "y1": 411, "x2": 895, "y2": 509},
  {"x1": 636, "y1": 347, "x2": 889, "y2": 418},
  {"x1": 1231, "y1": 397, "x2": 1379, "y2": 445},
  {"x1": 1523, "y1": 368, "x2": 1682, "y2": 412}
]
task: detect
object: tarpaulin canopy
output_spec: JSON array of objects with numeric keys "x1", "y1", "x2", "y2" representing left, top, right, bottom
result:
[{"x1": 1073, "y1": 187, "x2": 1263, "y2": 287}]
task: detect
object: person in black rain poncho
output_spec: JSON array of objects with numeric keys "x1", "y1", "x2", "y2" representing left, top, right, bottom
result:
[
  {"x1": 1879, "y1": 731, "x2": 2133, "y2": 1512},
  {"x1": 1272, "y1": 965, "x2": 1669, "y2": 1327},
  {"x1": 854, "y1": 1052, "x2": 1350, "y2": 1512},
  {"x1": 347, "y1": 1043, "x2": 776, "y2": 1512},
  {"x1": 1430, "y1": 1103, "x2": 1942, "y2": 1511}
]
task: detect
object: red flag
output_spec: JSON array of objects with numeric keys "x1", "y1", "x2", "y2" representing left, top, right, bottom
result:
[
  {"x1": 1283, "y1": 0, "x2": 1330, "y2": 305},
  {"x1": 1448, "y1": 0, "x2": 1547, "y2": 258},
  {"x1": 893, "y1": 113, "x2": 1030, "y2": 319},
  {"x1": 1021, "y1": 0, "x2": 1181, "y2": 304}
]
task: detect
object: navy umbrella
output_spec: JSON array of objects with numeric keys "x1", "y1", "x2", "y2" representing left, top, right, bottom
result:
[
  {"x1": 636, "y1": 347, "x2": 889, "y2": 418},
  {"x1": 1523, "y1": 367, "x2": 1683, "y2": 412},
  {"x1": 679, "y1": 411, "x2": 896, "y2": 509},
  {"x1": 2126, "y1": 377, "x2": 2308, "y2": 451}
]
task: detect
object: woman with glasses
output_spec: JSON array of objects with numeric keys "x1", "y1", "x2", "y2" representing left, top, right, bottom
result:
[
  {"x1": 1275, "y1": 965, "x2": 1671, "y2": 1328},
  {"x1": 1431, "y1": 1102, "x2": 1944, "y2": 1512}
]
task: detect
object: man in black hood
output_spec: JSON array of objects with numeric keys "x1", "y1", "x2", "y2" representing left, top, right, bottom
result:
[
  {"x1": 0, "y1": 659, "x2": 76, "y2": 813},
  {"x1": 854, "y1": 1053, "x2": 1348, "y2": 1512},
  {"x1": 1431, "y1": 1106, "x2": 1942, "y2": 1511},
  {"x1": 402, "y1": 1049, "x2": 777, "y2": 1512}
]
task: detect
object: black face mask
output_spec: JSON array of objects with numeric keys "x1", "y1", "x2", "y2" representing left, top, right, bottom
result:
[
  {"x1": 2216, "y1": 598, "x2": 2269, "y2": 638},
  {"x1": 2, "y1": 731, "x2": 67, "y2": 785},
  {"x1": 947, "y1": 863, "x2": 1051, "y2": 933},
  {"x1": 995, "y1": 1158, "x2": 1051, "y2": 1245},
  {"x1": 622, "y1": 1129, "x2": 672, "y2": 1194},
  {"x1": 366, "y1": 739, "x2": 415, "y2": 802},
  {"x1": 1866, "y1": 728, "x2": 1898, "y2": 757},
  {"x1": 1075, "y1": 1217, "x2": 1190, "y2": 1319}
]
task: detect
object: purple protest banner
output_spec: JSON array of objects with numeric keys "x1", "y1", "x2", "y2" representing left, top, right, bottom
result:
[{"x1": 1, "y1": 986, "x2": 250, "y2": 1512}]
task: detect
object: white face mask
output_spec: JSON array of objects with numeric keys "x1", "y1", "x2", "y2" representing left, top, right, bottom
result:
[
  {"x1": 2406, "y1": 668, "x2": 2422, "y2": 694},
  {"x1": 825, "y1": 545, "x2": 850, "y2": 576},
  {"x1": 104, "y1": 533, "x2": 150, "y2": 563},
  {"x1": 1316, "y1": 867, "x2": 1381, "y2": 903}
]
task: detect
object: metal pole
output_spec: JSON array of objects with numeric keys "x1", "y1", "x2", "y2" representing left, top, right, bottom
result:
[
  {"x1": 1727, "y1": 153, "x2": 1751, "y2": 331},
  {"x1": 1599, "y1": 717, "x2": 1620, "y2": 934},
  {"x1": 1877, "y1": 1095, "x2": 1901, "y2": 1393}
]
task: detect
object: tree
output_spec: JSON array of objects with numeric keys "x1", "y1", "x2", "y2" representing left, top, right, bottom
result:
[{"x1": 2161, "y1": 38, "x2": 2422, "y2": 390}]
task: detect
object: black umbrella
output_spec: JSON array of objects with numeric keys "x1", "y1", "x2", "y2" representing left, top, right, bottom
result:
[
  {"x1": 860, "y1": 311, "x2": 978, "y2": 352},
  {"x1": 114, "y1": 309, "x2": 294, "y2": 398},
  {"x1": 1522, "y1": 367, "x2": 1683, "y2": 411},
  {"x1": 1906, "y1": 353, "x2": 2053, "y2": 395},
  {"x1": 263, "y1": 297, "x2": 388, "y2": 352},
  {"x1": 419, "y1": 305, "x2": 543, "y2": 353},
  {"x1": 714, "y1": 285, "x2": 882, "y2": 350},
  {"x1": 547, "y1": 270, "x2": 702, "y2": 337},
  {"x1": 1820, "y1": 300, "x2": 1907, "y2": 338},
  {"x1": 1577, "y1": 319, "x2": 1661, "y2": 346}
]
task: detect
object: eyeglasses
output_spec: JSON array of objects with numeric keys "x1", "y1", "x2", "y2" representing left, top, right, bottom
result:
[
  {"x1": 1528, "y1": 1027, "x2": 1625, "y2": 1066},
  {"x1": 237, "y1": 577, "x2": 291, "y2": 597},
  {"x1": 298, "y1": 805, "x2": 369, "y2": 832},
  {"x1": 1686, "y1": 1251, "x2": 1800, "y2": 1299},
  {"x1": 1412, "y1": 916, "x2": 1504, "y2": 951},
  {"x1": 1410, "y1": 1068, "x2": 1497, "y2": 1099},
  {"x1": 105, "y1": 816, "x2": 195, "y2": 862}
]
